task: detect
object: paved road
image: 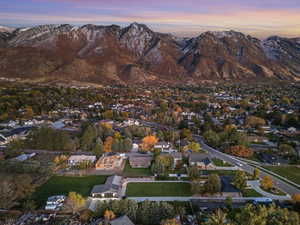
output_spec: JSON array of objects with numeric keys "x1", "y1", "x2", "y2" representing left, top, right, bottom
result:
[
  {"x1": 193, "y1": 135, "x2": 300, "y2": 196},
  {"x1": 138, "y1": 120, "x2": 300, "y2": 196}
]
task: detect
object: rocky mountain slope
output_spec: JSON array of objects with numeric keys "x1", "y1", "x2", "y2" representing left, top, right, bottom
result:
[{"x1": 0, "y1": 23, "x2": 299, "y2": 84}]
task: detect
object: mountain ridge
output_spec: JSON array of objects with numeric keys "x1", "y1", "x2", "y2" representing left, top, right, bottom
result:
[{"x1": 0, "y1": 23, "x2": 299, "y2": 84}]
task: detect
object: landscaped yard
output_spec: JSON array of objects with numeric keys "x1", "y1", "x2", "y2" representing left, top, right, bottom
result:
[
  {"x1": 202, "y1": 170, "x2": 238, "y2": 176},
  {"x1": 211, "y1": 158, "x2": 232, "y2": 167},
  {"x1": 32, "y1": 175, "x2": 107, "y2": 206},
  {"x1": 123, "y1": 160, "x2": 153, "y2": 177},
  {"x1": 242, "y1": 189, "x2": 263, "y2": 197},
  {"x1": 264, "y1": 166, "x2": 300, "y2": 185},
  {"x1": 126, "y1": 182, "x2": 192, "y2": 197}
]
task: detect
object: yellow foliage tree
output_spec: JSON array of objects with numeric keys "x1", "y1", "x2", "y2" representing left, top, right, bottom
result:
[
  {"x1": 261, "y1": 176, "x2": 273, "y2": 190},
  {"x1": 141, "y1": 135, "x2": 158, "y2": 152},
  {"x1": 64, "y1": 192, "x2": 86, "y2": 214},
  {"x1": 161, "y1": 218, "x2": 181, "y2": 225}
]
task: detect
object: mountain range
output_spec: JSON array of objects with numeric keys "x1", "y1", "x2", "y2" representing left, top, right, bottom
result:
[{"x1": 0, "y1": 23, "x2": 299, "y2": 85}]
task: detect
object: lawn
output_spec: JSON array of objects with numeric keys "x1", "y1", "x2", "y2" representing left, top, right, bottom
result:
[
  {"x1": 123, "y1": 160, "x2": 153, "y2": 177},
  {"x1": 201, "y1": 170, "x2": 238, "y2": 176},
  {"x1": 126, "y1": 182, "x2": 192, "y2": 197},
  {"x1": 211, "y1": 158, "x2": 232, "y2": 167},
  {"x1": 242, "y1": 189, "x2": 263, "y2": 197},
  {"x1": 264, "y1": 166, "x2": 300, "y2": 185},
  {"x1": 32, "y1": 175, "x2": 107, "y2": 206}
]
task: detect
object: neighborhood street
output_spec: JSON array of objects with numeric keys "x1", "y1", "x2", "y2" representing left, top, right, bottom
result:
[{"x1": 193, "y1": 135, "x2": 300, "y2": 196}]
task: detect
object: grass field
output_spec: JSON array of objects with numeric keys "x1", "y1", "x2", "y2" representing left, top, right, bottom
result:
[
  {"x1": 211, "y1": 158, "x2": 232, "y2": 167},
  {"x1": 242, "y1": 189, "x2": 263, "y2": 197},
  {"x1": 126, "y1": 182, "x2": 192, "y2": 197},
  {"x1": 123, "y1": 160, "x2": 153, "y2": 177},
  {"x1": 264, "y1": 166, "x2": 300, "y2": 185},
  {"x1": 32, "y1": 175, "x2": 107, "y2": 206}
]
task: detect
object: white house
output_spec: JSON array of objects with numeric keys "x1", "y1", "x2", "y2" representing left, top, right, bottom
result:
[{"x1": 68, "y1": 155, "x2": 96, "y2": 166}]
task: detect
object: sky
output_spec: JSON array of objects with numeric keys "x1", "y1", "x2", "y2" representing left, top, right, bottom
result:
[{"x1": 0, "y1": 0, "x2": 300, "y2": 38}]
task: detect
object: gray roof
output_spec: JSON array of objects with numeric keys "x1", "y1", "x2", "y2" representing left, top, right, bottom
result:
[
  {"x1": 91, "y1": 176, "x2": 122, "y2": 195},
  {"x1": 110, "y1": 215, "x2": 135, "y2": 225},
  {"x1": 189, "y1": 153, "x2": 211, "y2": 163}
]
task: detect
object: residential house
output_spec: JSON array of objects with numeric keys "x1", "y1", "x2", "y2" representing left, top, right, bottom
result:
[
  {"x1": 4, "y1": 126, "x2": 32, "y2": 142},
  {"x1": 68, "y1": 155, "x2": 96, "y2": 167},
  {"x1": 0, "y1": 134, "x2": 7, "y2": 146},
  {"x1": 13, "y1": 153, "x2": 36, "y2": 162},
  {"x1": 90, "y1": 175, "x2": 122, "y2": 199},
  {"x1": 189, "y1": 153, "x2": 214, "y2": 169},
  {"x1": 110, "y1": 215, "x2": 135, "y2": 225},
  {"x1": 154, "y1": 141, "x2": 171, "y2": 151},
  {"x1": 129, "y1": 155, "x2": 152, "y2": 168},
  {"x1": 221, "y1": 176, "x2": 242, "y2": 197},
  {"x1": 95, "y1": 154, "x2": 125, "y2": 170}
]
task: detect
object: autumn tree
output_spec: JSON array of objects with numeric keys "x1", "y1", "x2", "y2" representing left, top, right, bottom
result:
[
  {"x1": 233, "y1": 171, "x2": 247, "y2": 191},
  {"x1": 261, "y1": 176, "x2": 273, "y2": 190},
  {"x1": 141, "y1": 135, "x2": 158, "y2": 152},
  {"x1": 186, "y1": 142, "x2": 201, "y2": 152},
  {"x1": 188, "y1": 166, "x2": 200, "y2": 180},
  {"x1": 245, "y1": 116, "x2": 266, "y2": 128},
  {"x1": 161, "y1": 218, "x2": 181, "y2": 225},
  {"x1": 104, "y1": 136, "x2": 113, "y2": 153},
  {"x1": 225, "y1": 145, "x2": 253, "y2": 158},
  {"x1": 204, "y1": 174, "x2": 221, "y2": 194},
  {"x1": 104, "y1": 209, "x2": 116, "y2": 221},
  {"x1": 64, "y1": 192, "x2": 86, "y2": 214},
  {"x1": 253, "y1": 168, "x2": 260, "y2": 180}
]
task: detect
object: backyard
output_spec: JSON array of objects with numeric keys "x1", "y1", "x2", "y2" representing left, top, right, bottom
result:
[
  {"x1": 32, "y1": 175, "x2": 107, "y2": 206},
  {"x1": 264, "y1": 166, "x2": 300, "y2": 185},
  {"x1": 126, "y1": 182, "x2": 192, "y2": 197},
  {"x1": 123, "y1": 160, "x2": 153, "y2": 177}
]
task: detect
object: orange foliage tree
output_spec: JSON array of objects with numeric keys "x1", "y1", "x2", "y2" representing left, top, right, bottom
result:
[
  {"x1": 104, "y1": 136, "x2": 113, "y2": 153},
  {"x1": 225, "y1": 145, "x2": 253, "y2": 158},
  {"x1": 141, "y1": 135, "x2": 158, "y2": 152}
]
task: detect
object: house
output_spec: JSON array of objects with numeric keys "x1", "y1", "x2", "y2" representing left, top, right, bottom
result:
[
  {"x1": 12, "y1": 153, "x2": 36, "y2": 162},
  {"x1": 68, "y1": 155, "x2": 96, "y2": 167},
  {"x1": 0, "y1": 134, "x2": 8, "y2": 146},
  {"x1": 189, "y1": 153, "x2": 214, "y2": 169},
  {"x1": 90, "y1": 175, "x2": 122, "y2": 199},
  {"x1": 4, "y1": 126, "x2": 32, "y2": 142},
  {"x1": 45, "y1": 195, "x2": 66, "y2": 211},
  {"x1": 110, "y1": 215, "x2": 135, "y2": 225},
  {"x1": 154, "y1": 141, "x2": 171, "y2": 151},
  {"x1": 221, "y1": 176, "x2": 241, "y2": 197},
  {"x1": 129, "y1": 155, "x2": 152, "y2": 168},
  {"x1": 169, "y1": 152, "x2": 183, "y2": 169},
  {"x1": 95, "y1": 154, "x2": 125, "y2": 170}
]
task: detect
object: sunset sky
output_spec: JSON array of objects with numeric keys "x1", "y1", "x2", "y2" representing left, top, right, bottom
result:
[{"x1": 1, "y1": 0, "x2": 300, "y2": 38}]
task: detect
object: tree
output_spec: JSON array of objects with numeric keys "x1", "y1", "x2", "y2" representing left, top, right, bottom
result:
[
  {"x1": 205, "y1": 209, "x2": 227, "y2": 225},
  {"x1": 80, "y1": 125, "x2": 96, "y2": 151},
  {"x1": 245, "y1": 116, "x2": 266, "y2": 128},
  {"x1": 181, "y1": 128, "x2": 192, "y2": 139},
  {"x1": 151, "y1": 160, "x2": 165, "y2": 175},
  {"x1": 123, "y1": 137, "x2": 133, "y2": 152},
  {"x1": 261, "y1": 176, "x2": 273, "y2": 190},
  {"x1": 161, "y1": 218, "x2": 181, "y2": 225},
  {"x1": 22, "y1": 199, "x2": 37, "y2": 211},
  {"x1": 278, "y1": 144, "x2": 295, "y2": 158},
  {"x1": 103, "y1": 110, "x2": 113, "y2": 119},
  {"x1": 24, "y1": 106, "x2": 34, "y2": 119},
  {"x1": 187, "y1": 142, "x2": 201, "y2": 152},
  {"x1": 188, "y1": 166, "x2": 199, "y2": 180},
  {"x1": 141, "y1": 135, "x2": 158, "y2": 152},
  {"x1": 93, "y1": 139, "x2": 103, "y2": 157},
  {"x1": 233, "y1": 171, "x2": 247, "y2": 191},
  {"x1": 191, "y1": 180, "x2": 204, "y2": 194},
  {"x1": 203, "y1": 130, "x2": 220, "y2": 147},
  {"x1": 156, "y1": 154, "x2": 174, "y2": 171},
  {"x1": 64, "y1": 192, "x2": 86, "y2": 214},
  {"x1": 253, "y1": 168, "x2": 260, "y2": 180},
  {"x1": 225, "y1": 145, "x2": 253, "y2": 158},
  {"x1": 104, "y1": 136, "x2": 113, "y2": 153},
  {"x1": 204, "y1": 174, "x2": 221, "y2": 194},
  {"x1": 104, "y1": 209, "x2": 116, "y2": 221}
]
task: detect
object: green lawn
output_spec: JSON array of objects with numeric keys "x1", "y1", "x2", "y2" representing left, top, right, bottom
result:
[
  {"x1": 126, "y1": 182, "x2": 192, "y2": 197},
  {"x1": 123, "y1": 160, "x2": 153, "y2": 177},
  {"x1": 201, "y1": 170, "x2": 238, "y2": 176},
  {"x1": 264, "y1": 166, "x2": 300, "y2": 185},
  {"x1": 211, "y1": 158, "x2": 232, "y2": 167},
  {"x1": 32, "y1": 175, "x2": 107, "y2": 206},
  {"x1": 242, "y1": 189, "x2": 263, "y2": 197}
]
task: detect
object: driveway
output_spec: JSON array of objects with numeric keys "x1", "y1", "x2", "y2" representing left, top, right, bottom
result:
[{"x1": 247, "y1": 180, "x2": 290, "y2": 200}]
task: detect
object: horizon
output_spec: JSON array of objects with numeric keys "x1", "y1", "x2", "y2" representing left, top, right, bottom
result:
[{"x1": 0, "y1": 0, "x2": 300, "y2": 39}]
